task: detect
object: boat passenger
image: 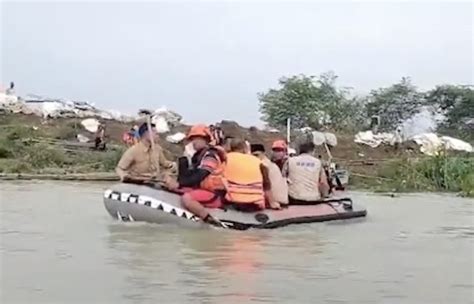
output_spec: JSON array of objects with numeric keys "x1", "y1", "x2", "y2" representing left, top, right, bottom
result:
[
  {"x1": 284, "y1": 141, "x2": 330, "y2": 204},
  {"x1": 222, "y1": 136, "x2": 234, "y2": 152},
  {"x1": 131, "y1": 125, "x2": 140, "y2": 144},
  {"x1": 209, "y1": 124, "x2": 224, "y2": 146},
  {"x1": 116, "y1": 122, "x2": 176, "y2": 183},
  {"x1": 271, "y1": 140, "x2": 289, "y2": 172},
  {"x1": 163, "y1": 125, "x2": 226, "y2": 226},
  {"x1": 251, "y1": 144, "x2": 288, "y2": 208},
  {"x1": 223, "y1": 139, "x2": 270, "y2": 211}
]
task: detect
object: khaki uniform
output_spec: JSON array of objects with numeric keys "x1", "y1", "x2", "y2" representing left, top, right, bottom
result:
[
  {"x1": 286, "y1": 153, "x2": 322, "y2": 201},
  {"x1": 261, "y1": 157, "x2": 289, "y2": 205},
  {"x1": 116, "y1": 142, "x2": 175, "y2": 180}
]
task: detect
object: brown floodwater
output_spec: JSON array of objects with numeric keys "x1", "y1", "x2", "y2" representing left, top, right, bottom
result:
[{"x1": 1, "y1": 181, "x2": 473, "y2": 304}]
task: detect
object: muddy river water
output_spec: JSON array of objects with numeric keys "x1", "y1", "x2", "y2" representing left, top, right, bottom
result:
[{"x1": 1, "y1": 181, "x2": 473, "y2": 304}]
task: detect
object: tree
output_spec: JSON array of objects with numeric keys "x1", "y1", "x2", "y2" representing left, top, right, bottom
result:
[
  {"x1": 366, "y1": 77, "x2": 424, "y2": 131},
  {"x1": 425, "y1": 85, "x2": 474, "y2": 139},
  {"x1": 258, "y1": 72, "x2": 366, "y2": 131}
]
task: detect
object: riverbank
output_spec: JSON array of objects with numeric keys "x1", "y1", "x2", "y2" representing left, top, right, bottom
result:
[{"x1": 0, "y1": 113, "x2": 473, "y2": 197}]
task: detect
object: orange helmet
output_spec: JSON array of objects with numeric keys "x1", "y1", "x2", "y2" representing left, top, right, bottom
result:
[
  {"x1": 187, "y1": 124, "x2": 212, "y2": 140},
  {"x1": 272, "y1": 140, "x2": 287, "y2": 150}
]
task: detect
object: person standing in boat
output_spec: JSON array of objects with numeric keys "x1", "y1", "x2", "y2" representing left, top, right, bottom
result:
[
  {"x1": 284, "y1": 141, "x2": 330, "y2": 204},
  {"x1": 251, "y1": 143, "x2": 288, "y2": 208},
  {"x1": 163, "y1": 125, "x2": 226, "y2": 226},
  {"x1": 116, "y1": 122, "x2": 176, "y2": 183}
]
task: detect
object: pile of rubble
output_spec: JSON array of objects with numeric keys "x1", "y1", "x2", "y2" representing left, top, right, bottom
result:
[
  {"x1": 354, "y1": 130, "x2": 473, "y2": 155},
  {"x1": 0, "y1": 91, "x2": 136, "y2": 121}
]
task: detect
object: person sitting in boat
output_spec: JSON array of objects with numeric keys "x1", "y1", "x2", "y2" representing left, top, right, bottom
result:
[
  {"x1": 163, "y1": 124, "x2": 226, "y2": 226},
  {"x1": 251, "y1": 143, "x2": 289, "y2": 208},
  {"x1": 271, "y1": 140, "x2": 289, "y2": 172},
  {"x1": 223, "y1": 138, "x2": 272, "y2": 211},
  {"x1": 116, "y1": 122, "x2": 176, "y2": 183},
  {"x1": 284, "y1": 141, "x2": 330, "y2": 204}
]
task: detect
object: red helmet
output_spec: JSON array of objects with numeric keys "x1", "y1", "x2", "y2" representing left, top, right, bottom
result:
[
  {"x1": 272, "y1": 140, "x2": 287, "y2": 150},
  {"x1": 187, "y1": 124, "x2": 212, "y2": 140}
]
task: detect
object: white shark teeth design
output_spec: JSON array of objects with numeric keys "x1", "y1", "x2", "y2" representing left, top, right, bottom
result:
[
  {"x1": 107, "y1": 191, "x2": 201, "y2": 222},
  {"x1": 120, "y1": 193, "x2": 131, "y2": 202},
  {"x1": 104, "y1": 189, "x2": 112, "y2": 198}
]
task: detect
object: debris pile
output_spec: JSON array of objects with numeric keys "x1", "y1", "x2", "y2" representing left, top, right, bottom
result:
[{"x1": 355, "y1": 130, "x2": 473, "y2": 155}]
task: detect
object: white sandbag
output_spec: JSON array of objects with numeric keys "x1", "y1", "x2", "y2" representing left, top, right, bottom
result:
[
  {"x1": 77, "y1": 134, "x2": 90, "y2": 143},
  {"x1": 0, "y1": 92, "x2": 18, "y2": 105},
  {"x1": 166, "y1": 132, "x2": 186, "y2": 144},
  {"x1": 354, "y1": 131, "x2": 381, "y2": 148},
  {"x1": 354, "y1": 131, "x2": 396, "y2": 148},
  {"x1": 151, "y1": 116, "x2": 170, "y2": 133},
  {"x1": 312, "y1": 131, "x2": 326, "y2": 146},
  {"x1": 412, "y1": 133, "x2": 443, "y2": 156},
  {"x1": 440, "y1": 136, "x2": 473, "y2": 153},
  {"x1": 81, "y1": 118, "x2": 100, "y2": 133},
  {"x1": 324, "y1": 132, "x2": 337, "y2": 147}
]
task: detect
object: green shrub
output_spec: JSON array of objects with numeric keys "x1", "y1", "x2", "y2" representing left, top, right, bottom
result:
[
  {"x1": 5, "y1": 125, "x2": 33, "y2": 141},
  {"x1": 0, "y1": 159, "x2": 33, "y2": 173},
  {"x1": 23, "y1": 144, "x2": 68, "y2": 168},
  {"x1": 380, "y1": 154, "x2": 474, "y2": 195},
  {"x1": 51, "y1": 125, "x2": 77, "y2": 140}
]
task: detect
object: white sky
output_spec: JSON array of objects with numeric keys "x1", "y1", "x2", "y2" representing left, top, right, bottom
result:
[{"x1": 1, "y1": 1, "x2": 473, "y2": 126}]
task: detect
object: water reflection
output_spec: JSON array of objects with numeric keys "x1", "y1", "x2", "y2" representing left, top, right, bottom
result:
[{"x1": 2, "y1": 182, "x2": 473, "y2": 304}]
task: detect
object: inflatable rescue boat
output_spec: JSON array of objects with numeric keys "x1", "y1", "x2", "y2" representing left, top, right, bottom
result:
[{"x1": 103, "y1": 183, "x2": 367, "y2": 230}]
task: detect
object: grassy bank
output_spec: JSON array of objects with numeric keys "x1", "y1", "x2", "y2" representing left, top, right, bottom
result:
[
  {"x1": 350, "y1": 154, "x2": 474, "y2": 197},
  {"x1": 0, "y1": 124, "x2": 124, "y2": 175},
  {"x1": 1, "y1": 115, "x2": 473, "y2": 197}
]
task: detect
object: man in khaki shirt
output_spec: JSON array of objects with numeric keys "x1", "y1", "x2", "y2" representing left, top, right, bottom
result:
[
  {"x1": 251, "y1": 143, "x2": 288, "y2": 208},
  {"x1": 116, "y1": 122, "x2": 176, "y2": 183}
]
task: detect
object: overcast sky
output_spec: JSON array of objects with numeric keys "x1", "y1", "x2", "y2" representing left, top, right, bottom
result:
[{"x1": 1, "y1": 1, "x2": 472, "y2": 126}]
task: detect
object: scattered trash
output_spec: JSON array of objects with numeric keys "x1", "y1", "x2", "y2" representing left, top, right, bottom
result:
[
  {"x1": 358, "y1": 153, "x2": 365, "y2": 157},
  {"x1": 81, "y1": 118, "x2": 100, "y2": 133},
  {"x1": 166, "y1": 132, "x2": 186, "y2": 144}
]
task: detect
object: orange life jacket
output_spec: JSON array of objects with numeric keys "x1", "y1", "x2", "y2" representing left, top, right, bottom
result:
[
  {"x1": 223, "y1": 152, "x2": 265, "y2": 206},
  {"x1": 197, "y1": 146, "x2": 227, "y2": 192}
]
